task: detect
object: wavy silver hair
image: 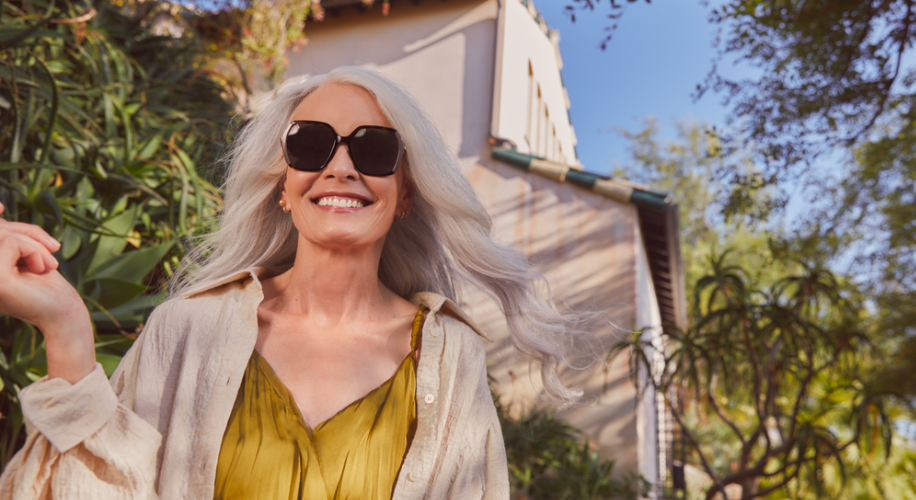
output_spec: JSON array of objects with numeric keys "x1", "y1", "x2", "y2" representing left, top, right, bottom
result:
[{"x1": 171, "y1": 66, "x2": 585, "y2": 405}]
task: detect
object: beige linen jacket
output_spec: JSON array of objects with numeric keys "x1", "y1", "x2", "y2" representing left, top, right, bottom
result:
[{"x1": 0, "y1": 269, "x2": 509, "y2": 499}]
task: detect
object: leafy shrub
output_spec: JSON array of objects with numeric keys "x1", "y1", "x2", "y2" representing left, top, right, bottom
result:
[
  {"x1": 0, "y1": 0, "x2": 233, "y2": 468},
  {"x1": 496, "y1": 394, "x2": 651, "y2": 500}
]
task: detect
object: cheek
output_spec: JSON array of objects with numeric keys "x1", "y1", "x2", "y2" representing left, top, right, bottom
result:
[
  {"x1": 366, "y1": 179, "x2": 403, "y2": 210},
  {"x1": 285, "y1": 171, "x2": 319, "y2": 199}
]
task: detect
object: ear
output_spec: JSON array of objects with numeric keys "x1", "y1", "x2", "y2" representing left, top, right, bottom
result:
[
  {"x1": 399, "y1": 176, "x2": 416, "y2": 212},
  {"x1": 278, "y1": 171, "x2": 288, "y2": 203}
]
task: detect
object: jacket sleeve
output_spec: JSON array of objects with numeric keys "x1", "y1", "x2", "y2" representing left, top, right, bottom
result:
[{"x1": 0, "y1": 315, "x2": 163, "y2": 500}]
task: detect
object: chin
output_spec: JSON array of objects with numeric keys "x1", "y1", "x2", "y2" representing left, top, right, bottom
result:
[{"x1": 308, "y1": 228, "x2": 385, "y2": 250}]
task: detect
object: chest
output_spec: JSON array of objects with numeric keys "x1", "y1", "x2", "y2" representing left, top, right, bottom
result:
[{"x1": 252, "y1": 308, "x2": 415, "y2": 427}]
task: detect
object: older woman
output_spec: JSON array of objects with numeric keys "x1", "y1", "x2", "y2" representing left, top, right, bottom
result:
[{"x1": 0, "y1": 67, "x2": 581, "y2": 499}]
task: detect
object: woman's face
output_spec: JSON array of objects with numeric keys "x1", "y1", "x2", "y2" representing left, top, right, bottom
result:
[{"x1": 280, "y1": 83, "x2": 414, "y2": 252}]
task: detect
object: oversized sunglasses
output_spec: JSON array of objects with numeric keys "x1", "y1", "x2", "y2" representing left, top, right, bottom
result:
[{"x1": 280, "y1": 121, "x2": 406, "y2": 176}]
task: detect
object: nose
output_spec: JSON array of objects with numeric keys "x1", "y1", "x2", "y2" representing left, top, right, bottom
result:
[{"x1": 322, "y1": 143, "x2": 359, "y2": 180}]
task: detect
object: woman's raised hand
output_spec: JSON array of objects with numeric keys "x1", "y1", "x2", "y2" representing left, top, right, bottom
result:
[{"x1": 0, "y1": 202, "x2": 96, "y2": 384}]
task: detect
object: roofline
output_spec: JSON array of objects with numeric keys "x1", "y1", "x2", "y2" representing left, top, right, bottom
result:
[
  {"x1": 491, "y1": 148, "x2": 670, "y2": 212},
  {"x1": 638, "y1": 204, "x2": 688, "y2": 331}
]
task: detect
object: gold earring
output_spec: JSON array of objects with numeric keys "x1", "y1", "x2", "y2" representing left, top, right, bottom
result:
[
  {"x1": 279, "y1": 199, "x2": 286, "y2": 207},
  {"x1": 396, "y1": 208, "x2": 411, "y2": 219}
]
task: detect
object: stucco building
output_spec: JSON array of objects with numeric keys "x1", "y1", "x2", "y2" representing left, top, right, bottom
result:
[{"x1": 286, "y1": 0, "x2": 686, "y2": 497}]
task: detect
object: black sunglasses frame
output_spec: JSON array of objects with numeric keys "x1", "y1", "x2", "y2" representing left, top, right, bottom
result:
[{"x1": 280, "y1": 120, "x2": 406, "y2": 177}]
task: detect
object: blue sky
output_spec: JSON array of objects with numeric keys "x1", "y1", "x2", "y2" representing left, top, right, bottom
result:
[
  {"x1": 537, "y1": 0, "x2": 746, "y2": 175},
  {"x1": 537, "y1": 1, "x2": 821, "y2": 229}
]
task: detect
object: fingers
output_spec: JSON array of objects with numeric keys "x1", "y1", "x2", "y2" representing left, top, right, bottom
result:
[
  {"x1": 0, "y1": 228, "x2": 59, "y2": 274},
  {"x1": 0, "y1": 202, "x2": 62, "y2": 269},
  {"x1": 0, "y1": 207, "x2": 61, "y2": 254}
]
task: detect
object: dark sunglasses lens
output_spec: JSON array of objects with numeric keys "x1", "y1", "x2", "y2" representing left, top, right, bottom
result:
[
  {"x1": 286, "y1": 122, "x2": 337, "y2": 171},
  {"x1": 350, "y1": 128, "x2": 401, "y2": 176}
]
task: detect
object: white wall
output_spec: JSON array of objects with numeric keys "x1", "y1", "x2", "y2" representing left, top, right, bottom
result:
[{"x1": 493, "y1": 0, "x2": 578, "y2": 165}]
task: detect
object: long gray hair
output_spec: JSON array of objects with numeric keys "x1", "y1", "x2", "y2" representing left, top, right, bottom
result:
[{"x1": 171, "y1": 66, "x2": 584, "y2": 405}]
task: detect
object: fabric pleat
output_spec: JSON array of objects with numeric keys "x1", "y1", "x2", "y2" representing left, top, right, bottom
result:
[{"x1": 213, "y1": 307, "x2": 425, "y2": 500}]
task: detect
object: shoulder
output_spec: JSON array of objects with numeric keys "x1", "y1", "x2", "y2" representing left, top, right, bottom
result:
[
  {"x1": 411, "y1": 292, "x2": 490, "y2": 341},
  {"x1": 140, "y1": 277, "x2": 256, "y2": 346},
  {"x1": 437, "y1": 312, "x2": 486, "y2": 357},
  {"x1": 416, "y1": 296, "x2": 489, "y2": 370},
  {"x1": 426, "y1": 303, "x2": 497, "y2": 420}
]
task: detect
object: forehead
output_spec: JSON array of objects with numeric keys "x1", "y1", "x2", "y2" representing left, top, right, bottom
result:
[{"x1": 291, "y1": 82, "x2": 392, "y2": 135}]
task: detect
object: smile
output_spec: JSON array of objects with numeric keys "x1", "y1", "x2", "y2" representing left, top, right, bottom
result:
[{"x1": 313, "y1": 196, "x2": 370, "y2": 208}]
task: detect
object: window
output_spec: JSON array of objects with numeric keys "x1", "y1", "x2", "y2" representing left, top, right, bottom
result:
[
  {"x1": 542, "y1": 106, "x2": 549, "y2": 158},
  {"x1": 550, "y1": 125, "x2": 556, "y2": 161},
  {"x1": 526, "y1": 62, "x2": 534, "y2": 148},
  {"x1": 535, "y1": 86, "x2": 542, "y2": 156}
]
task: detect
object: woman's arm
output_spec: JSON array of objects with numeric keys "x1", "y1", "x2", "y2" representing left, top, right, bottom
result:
[
  {"x1": 0, "y1": 366, "x2": 162, "y2": 499},
  {"x1": 0, "y1": 204, "x2": 164, "y2": 499},
  {"x1": 0, "y1": 323, "x2": 163, "y2": 500}
]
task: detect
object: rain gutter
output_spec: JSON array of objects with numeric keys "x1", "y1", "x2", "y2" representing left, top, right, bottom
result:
[{"x1": 491, "y1": 148, "x2": 670, "y2": 212}]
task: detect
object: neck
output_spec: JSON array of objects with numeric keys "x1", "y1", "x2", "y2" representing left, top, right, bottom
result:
[{"x1": 273, "y1": 236, "x2": 396, "y2": 325}]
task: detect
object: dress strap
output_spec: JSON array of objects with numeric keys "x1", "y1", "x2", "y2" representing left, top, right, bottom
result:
[{"x1": 410, "y1": 305, "x2": 427, "y2": 357}]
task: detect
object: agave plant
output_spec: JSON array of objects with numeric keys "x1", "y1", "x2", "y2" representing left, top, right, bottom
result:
[{"x1": 0, "y1": 0, "x2": 234, "y2": 468}]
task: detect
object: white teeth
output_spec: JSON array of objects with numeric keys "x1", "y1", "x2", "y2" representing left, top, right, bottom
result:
[{"x1": 316, "y1": 196, "x2": 365, "y2": 208}]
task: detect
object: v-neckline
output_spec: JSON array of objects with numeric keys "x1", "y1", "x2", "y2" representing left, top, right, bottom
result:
[
  {"x1": 251, "y1": 348, "x2": 413, "y2": 432},
  {"x1": 251, "y1": 306, "x2": 425, "y2": 432}
]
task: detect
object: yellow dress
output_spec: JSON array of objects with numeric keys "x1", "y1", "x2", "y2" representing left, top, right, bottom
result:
[{"x1": 213, "y1": 307, "x2": 425, "y2": 500}]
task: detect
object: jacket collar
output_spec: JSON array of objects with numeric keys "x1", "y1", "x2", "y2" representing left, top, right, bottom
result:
[
  {"x1": 178, "y1": 268, "x2": 264, "y2": 299},
  {"x1": 178, "y1": 267, "x2": 491, "y2": 341}
]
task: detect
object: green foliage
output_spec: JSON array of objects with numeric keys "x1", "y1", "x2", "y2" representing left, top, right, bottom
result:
[
  {"x1": 185, "y1": 0, "x2": 320, "y2": 98},
  {"x1": 613, "y1": 119, "x2": 796, "y2": 311},
  {"x1": 0, "y1": 0, "x2": 233, "y2": 469},
  {"x1": 496, "y1": 394, "x2": 651, "y2": 500},
  {"x1": 579, "y1": 0, "x2": 916, "y2": 408},
  {"x1": 593, "y1": 0, "x2": 916, "y2": 286},
  {"x1": 612, "y1": 251, "x2": 912, "y2": 499},
  {"x1": 700, "y1": 0, "x2": 916, "y2": 160},
  {"x1": 700, "y1": 0, "x2": 916, "y2": 300},
  {"x1": 615, "y1": 121, "x2": 916, "y2": 498}
]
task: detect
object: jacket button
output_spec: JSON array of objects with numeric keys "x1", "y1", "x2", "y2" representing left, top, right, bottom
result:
[
  {"x1": 408, "y1": 471, "x2": 420, "y2": 482},
  {"x1": 424, "y1": 394, "x2": 435, "y2": 404}
]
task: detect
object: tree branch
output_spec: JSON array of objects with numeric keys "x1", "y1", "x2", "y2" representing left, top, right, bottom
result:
[
  {"x1": 663, "y1": 393, "x2": 731, "y2": 500},
  {"x1": 748, "y1": 455, "x2": 804, "y2": 499},
  {"x1": 707, "y1": 373, "x2": 747, "y2": 446},
  {"x1": 846, "y1": 0, "x2": 914, "y2": 144}
]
